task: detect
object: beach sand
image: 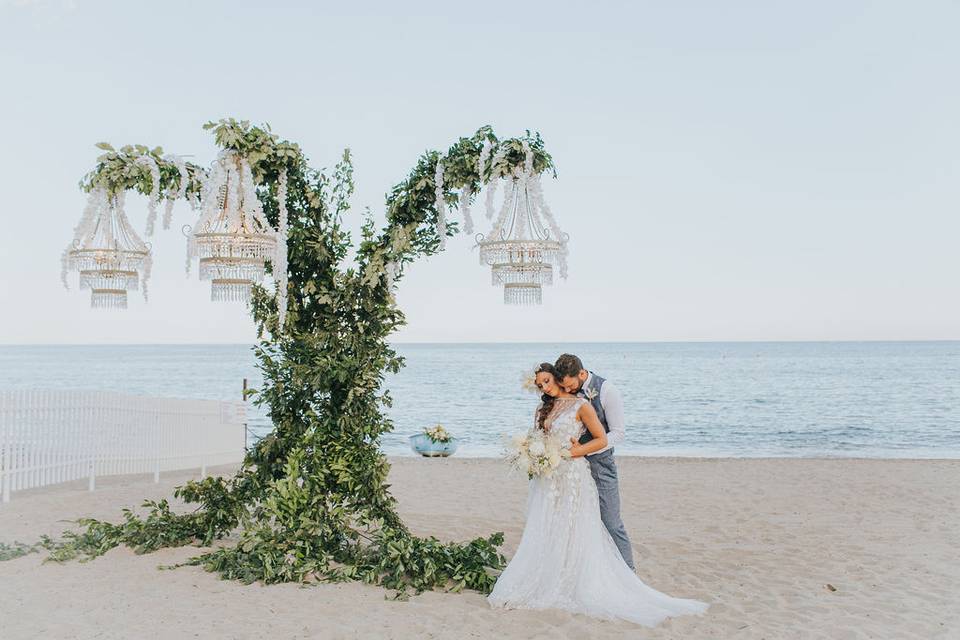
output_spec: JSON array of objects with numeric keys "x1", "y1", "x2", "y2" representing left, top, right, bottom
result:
[{"x1": 1, "y1": 457, "x2": 958, "y2": 639}]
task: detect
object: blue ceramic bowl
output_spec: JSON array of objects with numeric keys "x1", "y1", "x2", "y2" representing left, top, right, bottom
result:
[{"x1": 409, "y1": 433, "x2": 460, "y2": 457}]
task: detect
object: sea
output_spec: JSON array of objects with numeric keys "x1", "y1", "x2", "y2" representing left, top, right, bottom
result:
[{"x1": 1, "y1": 342, "x2": 957, "y2": 458}]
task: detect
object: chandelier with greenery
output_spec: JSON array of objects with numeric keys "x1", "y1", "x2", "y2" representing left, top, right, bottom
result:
[
  {"x1": 46, "y1": 119, "x2": 559, "y2": 596},
  {"x1": 475, "y1": 136, "x2": 569, "y2": 305}
]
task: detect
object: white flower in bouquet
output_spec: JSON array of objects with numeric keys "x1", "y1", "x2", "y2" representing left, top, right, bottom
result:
[
  {"x1": 503, "y1": 428, "x2": 572, "y2": 479},
  {"x1": 548, "y1": 451, "x2": 562, "y2": 468}
]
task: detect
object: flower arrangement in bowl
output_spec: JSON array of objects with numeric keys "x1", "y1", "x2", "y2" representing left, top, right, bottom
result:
[{"x1": 409, "y1": 424, "x2": 459, "y2": 457}]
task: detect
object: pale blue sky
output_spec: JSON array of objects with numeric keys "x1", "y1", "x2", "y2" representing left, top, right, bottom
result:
[{"x1": 1, "y1": 0, "x2": 957, "y2": 344}]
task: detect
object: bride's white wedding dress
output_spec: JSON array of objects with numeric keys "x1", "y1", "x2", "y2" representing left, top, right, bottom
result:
[{"x1": 488, "y1": 397, "x2": 708, "y2": 627}]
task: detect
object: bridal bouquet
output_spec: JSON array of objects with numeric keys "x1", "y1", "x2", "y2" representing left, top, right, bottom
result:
[{"x1": 504, "y1": 428, "x2": 572, "y2": 479}]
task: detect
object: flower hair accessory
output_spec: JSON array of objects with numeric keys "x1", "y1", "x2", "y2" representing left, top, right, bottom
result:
[
  {"x1": 521, "y1": 363, "x2": 549, "y2": 394},
  {"x1": 521, "y1": 369, "x2": 540, "y2": 394}
]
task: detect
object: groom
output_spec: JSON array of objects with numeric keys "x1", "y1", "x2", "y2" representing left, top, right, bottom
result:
[{"x1": 554, "y1": 353, "x2": 636, "y2": 571}]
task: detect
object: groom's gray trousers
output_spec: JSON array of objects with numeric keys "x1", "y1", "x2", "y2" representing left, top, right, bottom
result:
[{"x1": 587, "y1": 448, "x2": 635, "y2": 570}]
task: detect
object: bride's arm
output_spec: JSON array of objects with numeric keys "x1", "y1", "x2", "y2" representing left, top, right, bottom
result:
[{"x1": 569, "y1": 402, "x2": 607, "y2": 458}]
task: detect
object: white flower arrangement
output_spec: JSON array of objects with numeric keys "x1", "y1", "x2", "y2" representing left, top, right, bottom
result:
[
  {"x1": 134, "y1": 155, "x2": 162, "y2": 237},
  {"x1": 504, "y1": 428, "x2": 572, "y2": 479},
  {"x1": 423, "y1": 424, "x2": 452, "y2": 444},
  {"x1": 458, "y1": 185, "x2": 474, "y2": 235},
  {"x1": 584, "y1": 387, "x2": 599, "y2": 401},
  {"x1": 161, "y1": 154, "x2": 191, "y2": 231}
]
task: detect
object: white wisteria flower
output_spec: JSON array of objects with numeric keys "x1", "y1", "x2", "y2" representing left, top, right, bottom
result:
[{"x1": 134, "y1": 155, "x2": 162, "y2": 236}]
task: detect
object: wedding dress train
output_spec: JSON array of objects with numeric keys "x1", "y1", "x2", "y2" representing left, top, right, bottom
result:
[{"x1": 488, "y1": 397, "x2": 708, "y2": 627}]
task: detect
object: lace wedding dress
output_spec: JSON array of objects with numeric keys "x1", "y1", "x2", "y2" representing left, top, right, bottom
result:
[{"x1": 488, "y1": 397, "x2": 708, "y2": 627}]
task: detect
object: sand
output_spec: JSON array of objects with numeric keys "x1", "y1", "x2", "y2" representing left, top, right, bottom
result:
[{"x1": 1, "y1": 457, "x2": 958, "y2": 639}]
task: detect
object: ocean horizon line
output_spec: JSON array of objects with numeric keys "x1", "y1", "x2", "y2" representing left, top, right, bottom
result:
[
  {"x1": 2, "y1": 341, "x2": 956, "y2": 460},
  {"x1": 2, "y1": 339, "x2": 959, "y2": 347}
]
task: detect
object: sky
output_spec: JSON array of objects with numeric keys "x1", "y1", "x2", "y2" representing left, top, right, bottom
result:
[{"x1": 0, "y1": 0, "x2": 957, "y2": 344}]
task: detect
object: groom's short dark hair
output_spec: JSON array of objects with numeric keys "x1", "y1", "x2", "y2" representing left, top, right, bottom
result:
[{"x1": 554, "y1": 354, "x2": 584, "y2": 378}]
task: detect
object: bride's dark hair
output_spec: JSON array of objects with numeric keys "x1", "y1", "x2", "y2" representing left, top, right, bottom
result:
[{"x1": 535, "y1": 362, "x2": 559, "y2": 431}]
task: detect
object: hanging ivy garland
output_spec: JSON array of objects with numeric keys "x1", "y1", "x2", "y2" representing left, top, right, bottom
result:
[{"x1": 40, "y1": 119, "x2": 556, "y2": 597}]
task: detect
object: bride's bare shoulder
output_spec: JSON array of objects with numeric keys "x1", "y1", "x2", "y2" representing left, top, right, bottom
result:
[{"x1": 576, "y1": 399, "x2": 598, "y2": 419}]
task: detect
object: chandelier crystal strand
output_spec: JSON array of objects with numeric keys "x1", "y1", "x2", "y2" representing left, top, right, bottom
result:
[
  {"x1": 434, "y1": 160, "x2": 447, "y2": 250},
  {"x1": 185, "y1": 228, "x2": 194, "y2": 276},
  {"x1": 239, "y1": 158, "x2": 273, "y2": 232},
  {"x1": 188, "y1": 150, "x2": 277, "y2": 303},
  {"x1": 528, "y1": 172, "x2": 569, "y2": 279},
  {"x1": 141, "y1": 253, "x2": 153, "y2": 301},
  {"x1": 90, "y1": 289, "x2": 128, "y2": 309},
  {"x1": 504, "y1": 282, "x2": 542, "y2": 305},
  {"x1": 275, "y1": 169, "x2": 289, "y2": 328},
  {"x1": 114, "y1": 194, "x2": 152, "y2": 300},
  {"x1": 514, "y1": 170, "x2": 529, "y2": 241}
]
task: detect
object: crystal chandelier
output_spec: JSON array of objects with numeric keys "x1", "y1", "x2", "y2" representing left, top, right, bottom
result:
[
  {"x1": 476, "y1": 166, "x2": 568, "y2": 305},
  {"x1": 186, "y1": 151, "x2": 278, "y2": 303},
  {"x1": 61, "y1": 188, "x2": 152, "y2": 309}
]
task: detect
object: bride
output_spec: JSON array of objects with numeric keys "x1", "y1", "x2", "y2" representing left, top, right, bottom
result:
[{"x1": 488, "y1": 363, "x2": 709, "y2": 627}]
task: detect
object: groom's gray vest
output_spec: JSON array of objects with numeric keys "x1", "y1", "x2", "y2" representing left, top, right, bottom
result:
[{"x1": 577, "y1": 372, "x2": 610, "y2": 445}]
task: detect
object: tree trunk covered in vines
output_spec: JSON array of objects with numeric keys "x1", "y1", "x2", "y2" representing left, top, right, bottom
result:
[{"x1": 39, "y1": 119, "x2": 554, "y2": 596}]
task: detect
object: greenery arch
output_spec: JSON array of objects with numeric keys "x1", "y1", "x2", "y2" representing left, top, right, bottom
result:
[{"x1": 43, "y1": 119, "x2": 556, "y2": 596}]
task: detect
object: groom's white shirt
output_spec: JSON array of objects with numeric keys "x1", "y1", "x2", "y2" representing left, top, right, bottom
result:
[{"x1": 582, "y1": 372, "x2": 625, "y2": 456}]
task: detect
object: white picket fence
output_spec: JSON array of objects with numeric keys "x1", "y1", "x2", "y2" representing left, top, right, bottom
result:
[{"x1": 0, "y1": 390, "x2": 247, "y2": 503}]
